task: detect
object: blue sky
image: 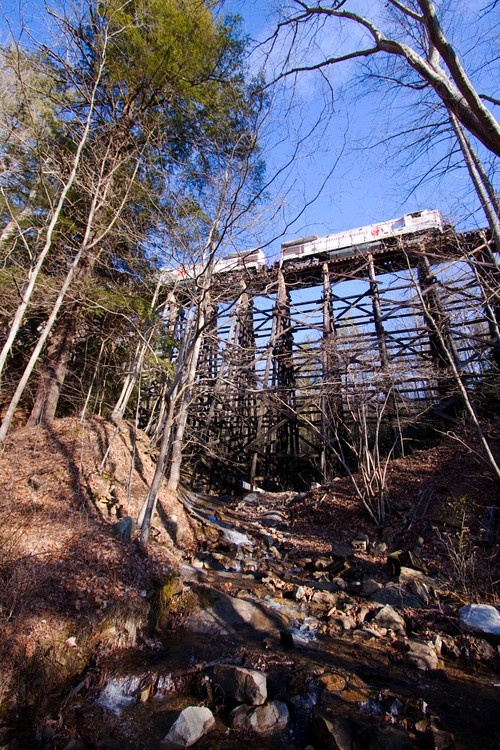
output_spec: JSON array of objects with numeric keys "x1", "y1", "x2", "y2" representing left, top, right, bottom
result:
[
  {"x1": 2, "y1": 0, "x2": 498, "y2": 262},
  {"x1": 222, "y1": 0, "x2": 499, "y2": 259}
]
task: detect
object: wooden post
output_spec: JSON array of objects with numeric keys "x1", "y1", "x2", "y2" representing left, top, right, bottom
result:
[{"x1": 417, "y1": 253, "x2": 461, "y2": 398}]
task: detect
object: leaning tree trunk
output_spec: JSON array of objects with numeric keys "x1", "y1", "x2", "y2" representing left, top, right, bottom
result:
[
  {"x1": 26, "y1": 308, "x2": 78, "y2": 426},
  {"x1": 0, "y1": 48, "x2": 107, "y2": 382},
  {"x1": 139, "y1": 299, "x2": 206, "y2": 551},
  {"x1": 27, "y1": 251, "x2": 96, "y2": 426},
  {"x1": 449, "y1": 112, "x2": 500, "y2": 249}
]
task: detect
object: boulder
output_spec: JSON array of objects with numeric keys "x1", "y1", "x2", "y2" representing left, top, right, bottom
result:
[
  {"x1": 370, "y1": 584, "x2": 421, "y2": 609},
  {"x1": 185, "y1": 585, "x2": 289, "y2": 636},
  {"x1": 212, "y1": 665, "x2": 267, "y2": 705},
  {"x1": 163, "y1": 706, "x2": 215, "y2": 747},
  {"x1": 408, "y1": 579, "x2": 430, "y2": 604},
  {"x1": 331, "y1": 542, "x2": 354, "y2": 558},
  {"x1": 111, "y1": 516, "x2": 136, "y2": 542},
  {"x1": 361, "y1": 578, "x2": 383, "y2": 596},
  {"x1": 230, "y1": 701, "x2": 289, "y2": 734},
  {"x1": 372, "y1": 604, "x2": 406, "y2": 636},
  {"x1": 368, "y1": 724, "x2": 414, "y2": 749},
  {"x1": 309, "y1": 711, "x2": 352, "y2": 750},
  {"x1": 405, "y1": 639, "x2": 439, "y2": 671},
  {"x1": 459, "y1": 604, "x2": 500, "y2": 639},
  {"x1": 311, "y1": 590, "x2": 338, "y2": 607}
]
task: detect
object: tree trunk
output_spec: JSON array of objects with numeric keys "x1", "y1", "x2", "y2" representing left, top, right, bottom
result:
[
  {"x1": 27, "y1": 310, "x2": 78, "y2": 425},
  {"x1": 139, "y1": 298, "x2": 206, "y2": 551},
  {"x1": 0, "y1": 46, "x2": 108, "y2": 382}
]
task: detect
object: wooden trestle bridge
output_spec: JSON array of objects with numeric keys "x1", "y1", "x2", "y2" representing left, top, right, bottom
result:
[{"x1": 158, "y1": 225, "x2": 499, "y2": 491}]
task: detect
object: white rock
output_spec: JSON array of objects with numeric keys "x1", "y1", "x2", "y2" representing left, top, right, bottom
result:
[
  {"x1": 406, "y1": 639, "x2": 439, "y2": 671},
  {"x1": 372, "y1": 604, "x2": 406, "y2": 636},
  {"x1": 459, "y1": 604, "x2": 500, "y2": 637},
  {"x1": 163, "y1": 706, "x2": 215, "y2": 747}
]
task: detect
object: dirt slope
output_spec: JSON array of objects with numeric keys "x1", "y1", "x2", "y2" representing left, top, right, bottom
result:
[{"x1": 0, "y1": 415, "x2": 498, "y2": 745}]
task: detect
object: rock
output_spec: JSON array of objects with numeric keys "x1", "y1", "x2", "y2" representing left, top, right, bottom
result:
[
  {"x1": 220, "y1": 527, "x2": 253, "y2": 548},
  {"x1": 372, "y1": 604, "x2": 406, "y2": 636},
  {"x1": 416, "y1": 722, "x2": 455, "y2": 749},
  {"x1": 310, "y1": 710, "x2": 352, "y2": 750},
  {"x1": 368, "y1": 724, "x2": 414, "y2": 749},
  {"x1": 387, "y1": 550, "x2": 424, "y2": 577},
  {"x1": 361, "y1": 578, "x2": 383, "y2": 596},
  {"x1": 230, "y1": 700, "x2": 289, "y2": 734},
  {"x1": 212, "y1": 665, "x2": 267, "y2": 705},
  {"x1": 331, "y1": 577, "x2": 348, "y2": 591},
  {"x1": 470, "y1": 638, "x2": 496, "y2": 662},
  {"x1": 295, "y1": 585, "x2": 308, "y2": 601},
  {"x1": 111, "y1": 516, "x2": 136, "y2": 542},
  {"x1": 165, "y1": 514, "x2": 184, "y2": 545},
  {"x1": 259, "y1": 511, "x2": 287, "y2": 528},
  {"x1": 262, "y1": 534, "x2": 275, "y2": 548},
  {"x1": 425, "y1": 726, "x2": 455, "y2": 749},
  {"x1": 185, "y1": 585, "x2": 290, "y2": 636},
  {"x1": 408, "y1": 579, "x2": 430, "y2": 604},
  {"x1": 329, "y1": 613, "x2": 356, "y2": 631},
  {"x1": 318, "y1": 673, "x2": 347, "y2": 693},
  {"x1": 459, "y1": 604, "x2": 500, "y2": 639},
  {"x1": 399, "y1": 566, "x2": 429, "y2": 583},
  {"x1": 405, "y1": 639, "x2": 439, "y2": 670},
  {"x1": 163, "y1": 705, "x2": 215, "y2": 747},
  {"x1": 311, "y1": 590, "x2": 338, "y2": 607},
  {"x1": 353, "y1": 623, "x2": 385, "y2": 640},
  {"x1": 370, "y1": 584, "x2": 421, "y2": 609},
  {"x1": 441, "y1": 635, "x2": 460, "y2": 659},
  {"x1": 331, "y1": 542, "x2": 353, "y2": 558}
]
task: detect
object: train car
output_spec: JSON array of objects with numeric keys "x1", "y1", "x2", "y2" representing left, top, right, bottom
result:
[
  {"x1": 212, "y1": 248, "x2": 266, "y2": 275},
  {"x1": 280, "y1": 209, "x2": 444, "y2": 267},
  {"x1": 161, "y1": 247, "x2": 266, "y2": 284}
]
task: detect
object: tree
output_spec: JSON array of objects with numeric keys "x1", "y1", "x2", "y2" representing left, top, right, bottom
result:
[
  {"x1": 138, "y1": 99, "x2": 267, "y2": 549},
  {"x1": 268, "y1": 1, "x2": 499, "y2": 244},
  {"x1": 0, "y1": 0, "x2": 265, "y2": 442},
  {"x1": 272, "y1": 1, "x2": 500, "y2": 156}
]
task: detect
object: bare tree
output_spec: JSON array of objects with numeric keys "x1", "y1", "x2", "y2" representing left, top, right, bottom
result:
[
  {"x1": 266, "y1": 1, "x2": 499, "y2": 251},
  {"x1": 271, "y1": 1, "x2": 500, "y2": 156},
  {"x1": 0, "y1": 37, "x2": 109, "y2": 382}
]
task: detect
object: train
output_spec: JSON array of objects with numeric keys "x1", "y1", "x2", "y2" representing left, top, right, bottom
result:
[
  {"x1": 161, "y1": 247, "x2": 266, "y2": 283},
  {"x1": 161, "y1": 210, "x2": 444, "y2": 283},
  {"x1": 280, "y1": 209, "x2": 444, "y2": 267}
]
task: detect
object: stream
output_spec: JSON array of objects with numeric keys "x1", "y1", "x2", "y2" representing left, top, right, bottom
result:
[{"x1": 61, "y1": 490, "x2": 500, "y2": 750}]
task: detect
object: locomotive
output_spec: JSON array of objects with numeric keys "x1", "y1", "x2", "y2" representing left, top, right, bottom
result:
[{"x1": 280, "y1": 209, "x2": 444, "y2": 267}]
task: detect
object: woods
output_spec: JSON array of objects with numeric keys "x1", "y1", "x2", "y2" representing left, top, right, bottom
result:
[
  {"x1": 0, "y1": 0, "x2": 498, "y2": 539},
  {"x1": 0, "y1": 0, "x2": 267, "y2": 541},
  {"x1": 0, "y1": 3, "x2": 499, "y2": 746}
]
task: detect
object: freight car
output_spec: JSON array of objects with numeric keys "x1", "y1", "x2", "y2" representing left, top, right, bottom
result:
[
  {"x1": 280, "y1": 209, "x2": 444, "y2": 267},
  {"x1": 162, "y1": 247, "x2": 266, "y2": 283}
]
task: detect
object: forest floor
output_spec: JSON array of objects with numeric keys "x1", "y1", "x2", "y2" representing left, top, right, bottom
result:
[{"x1": 0, "y1": 415, "x2": 499, "y2": 747}]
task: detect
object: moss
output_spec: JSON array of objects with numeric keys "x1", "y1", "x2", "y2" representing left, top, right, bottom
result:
[{"x1": 153, "y1": 574, "x2": 195, "y2": 632}]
